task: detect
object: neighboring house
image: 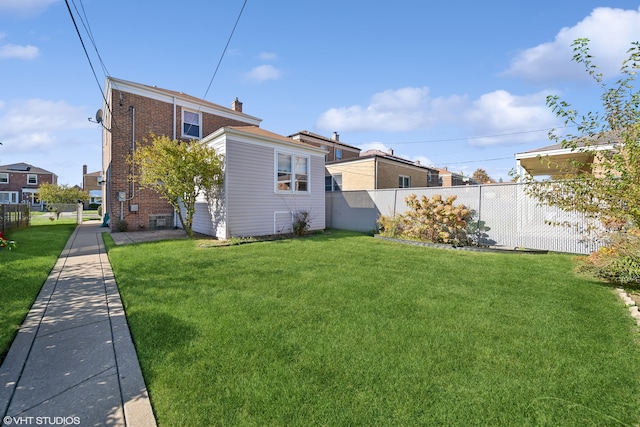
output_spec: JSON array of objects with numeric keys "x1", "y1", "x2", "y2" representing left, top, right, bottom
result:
[
  {"x1": 515, "y1": 139, "x2": 616, "y2": 180},
  {"x1": 82, "y1": 164, "x2": 102, "y2": 208},
  {"x1": 0, "y1": 163, "x2": 57, "y2": 209},
  {"x1": 324, "y1": 148, "x2": 440, "y2": 191},
  {"x1": 432, "y1": 167, "x2": 477, "y2": 186},
  {"x1": 289, "y1": 130, "x2": 360, "y2": 162},
  {"x1": 101, "y1": 77, "x2": 325, "y2": 236},
  {"x1": 191, "y1": 126, "x2": 326, "y2": 238}
]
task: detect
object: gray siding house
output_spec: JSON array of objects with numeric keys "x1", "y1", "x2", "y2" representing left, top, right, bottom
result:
[{"x1": 191, "y1": 125, "x2": 326, "y2": 239}]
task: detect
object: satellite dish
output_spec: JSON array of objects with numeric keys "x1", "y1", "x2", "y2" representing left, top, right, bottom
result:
[{"x1": 95, "y1": 109, "x2": 103, "y2": 124}]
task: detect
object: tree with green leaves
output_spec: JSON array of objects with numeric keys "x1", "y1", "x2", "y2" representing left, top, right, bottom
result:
[
  {"x1": 524, "y1": 39, "x2": 640, "y2": 284},
  {"x1": 38, "y1": 183, "x2": 88, "y2": 218},
  {"x1": 525, "y1": 38, "x2": 640, "y2": 227},
  {"x1": 130, "y1": 134, "x2": 224, "y2": 238}
]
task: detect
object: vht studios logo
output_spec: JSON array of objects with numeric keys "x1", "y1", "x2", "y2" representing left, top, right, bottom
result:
[{"x1": 3, "y1": 416, "x2": 81, "y2": 425}]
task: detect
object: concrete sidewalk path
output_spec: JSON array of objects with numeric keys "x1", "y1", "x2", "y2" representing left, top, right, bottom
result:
[{"x1": 0, "y1": 223, "x2": 157, "y2": 427}]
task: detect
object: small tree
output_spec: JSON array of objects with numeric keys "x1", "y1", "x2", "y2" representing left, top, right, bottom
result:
[
  {"x1": 38, "y1": 183, "x2": 88, "y2": 218},
  {"x1": 525, "y1": 39, "x2": 640, "y2": 227},
  {"x1": 472, "y1": 168, "x2": 495, "y2": 184},
  {"x1": 524, "y1": 39, "x2": 640, "y2": 284},
  {"x1": 130, "y1": 134, "x2": 223, "y2": 238}
]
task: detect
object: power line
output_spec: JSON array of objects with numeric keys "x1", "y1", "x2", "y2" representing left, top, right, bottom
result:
[
  {"x1": 64, "y1": 0, "x2": 111, "y2": 114},
  {"x1": 71, "y1": 0, "x2": 110, "y2": 77},
  {"x1": 202, "y1": 0, "x2": 248, "y2": 101},
  {"x1": 373, "y1": 124, "x2": 578, "y2": 146}
]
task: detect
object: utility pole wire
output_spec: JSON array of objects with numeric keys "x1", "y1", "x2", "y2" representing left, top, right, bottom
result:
[{"x1": 202, "y1": 0, "x2": 248, "y2": 101}]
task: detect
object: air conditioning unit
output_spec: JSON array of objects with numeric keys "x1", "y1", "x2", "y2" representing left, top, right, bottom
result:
[{"x1": 148, "y1": 214, "x2": 173, "y2": 229}]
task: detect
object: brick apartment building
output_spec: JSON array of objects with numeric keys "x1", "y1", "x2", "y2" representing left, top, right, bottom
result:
[{"x1": 101, "y1": 77, "x2": 263, "y2": 231}]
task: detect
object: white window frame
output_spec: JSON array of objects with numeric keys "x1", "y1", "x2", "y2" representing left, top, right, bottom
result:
[
  {"x1": 0, "y1": 173, "x2": 8, "y2": 184},
  {"x1": 182, "y1": 109, "x2": 202, "y2": 139},
  {"x1": 0, "y1": 191, "x2": 18, "y2": 204},
  {"x1": 399, "y1": 175, "x2": 411, "y2": 188},
  {"x1": 27, "y1": 174, "x2": 37, "y2": 185},
  {"x1": 275, "y1": 151, "x2": 310, "y2": 194}
]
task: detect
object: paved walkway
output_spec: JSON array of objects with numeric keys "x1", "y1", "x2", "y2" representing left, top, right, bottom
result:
[{"x1": 0, "y1": 223, "x2": 157, "y2": 427}]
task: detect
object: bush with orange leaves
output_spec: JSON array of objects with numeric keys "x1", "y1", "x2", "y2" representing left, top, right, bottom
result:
[
  {"x1": 577, "y1": 228, "x2": 640, "y2": 285},
  {"x1": 377, "y1": 194, "x2": 472, "y2": 246}
]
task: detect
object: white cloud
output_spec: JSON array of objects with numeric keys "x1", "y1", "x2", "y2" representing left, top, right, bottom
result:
[
  {"x1": 0, "y1": 0, "x2": 58, "y2": 17},
  {"x1": 0, "y1": 0, "x2": 58, "y2": 16},
  {"x1": 317, "y1": 86, "x2": 559, "y2": 147},
  {"x1": 0, "y1": 99, "x2": 93, "y2": 152},
  {"x1": 0, "y1": 43, "x2": 39, "y2": 60},
  {"x1": 462, "y1": 90, "x2": 558, "y2": 146},
  {"x1": 258, "y1": 52, "x2": 277, "y2": 61},
  {"x1": 503, "y1": 7, "x2": 640, "y2": 84},
  {"x1": 243, "y1": 64, "x2": 282, "y2": 83},
  {"x1": 358, "y1": 141, "x2": 434, "y2": 167},
  {"x1": 317, "y1": 87, "x2": 466, "y2": 132},
  {"x1": 358, "y1": 141, "x2": 391, "y2": 152}
]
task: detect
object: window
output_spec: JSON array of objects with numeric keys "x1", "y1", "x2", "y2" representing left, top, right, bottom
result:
[
  {"x1": 182, "y1": 109, "x2": 201, "y2": 138},
  {"x1": 276, "y1": 152, "x2": 309, "y2": 193},
  {"x1": 320, "y1": 145, "x2": 328, "y2": 162},
  {"x1": 399, "y1": 175, "x2": 411, "y2": 188},
  {"x1": 335, "y1": 148, "x2": 343, "y2": 161},
  {"x1": 277, "y1": 153, "x2": 292, "y2": 190},
  {"x1": 27, "y1": 174, "x2": 37, "y2": 185},
  {"x1": 0, "y1": 192, "x2": 18, "y2": 203},
  {"x1": 325, "y1": 174, "x2": 342, "y2": 192},
  {"x1": 295, "y1": 156, "x2": 308, "y2": 191},
  {"x1": 0, "y1": 173, "x2": 7, "y2": 184}
]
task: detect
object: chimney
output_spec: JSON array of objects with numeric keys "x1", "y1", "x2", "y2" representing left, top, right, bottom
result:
[
  {"x1": 83, "y1": 164, "x2": 87, "y2": 176},
  {"x1": 414, "y1": 160, "x2": 421, "y2": 165},
  {"x1": 331, "y1": 131, "x2": 339, "y2": 141},
  {"x1": 388, "y1": 148, "x2": 394, "y2": 156},
  {"x1": 231, "y1": 97, "x2": 243, "y2": 113}
]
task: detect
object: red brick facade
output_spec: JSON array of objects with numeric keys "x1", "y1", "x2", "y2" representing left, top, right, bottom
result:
[
  {"x1": 102, "y1": 78, "x2": 261, "y2": 231},
  {"x1": 0, "y1": 163, "x2": 57, "y2": 207}
]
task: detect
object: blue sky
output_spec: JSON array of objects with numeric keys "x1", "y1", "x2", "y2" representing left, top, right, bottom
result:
[{"x1": 1, "y1": 0, "x2": 639, "y2": 185}]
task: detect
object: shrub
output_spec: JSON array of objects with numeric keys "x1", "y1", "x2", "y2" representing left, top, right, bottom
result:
[
  {"x1": 378, "y1": 194, "x2": 472, "y2": 245},
  {"x1": 293, "y1": 210, "x2": 311, "y2": 237},
  {"x1": 116, "y1": 219, "x2": 129, "y2": 232},
  {"x1": 577, "y1": 228, "x2": 640, "y2": 285}
]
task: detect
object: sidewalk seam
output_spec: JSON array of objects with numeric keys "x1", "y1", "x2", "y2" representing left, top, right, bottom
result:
[{"x1": 0, "y1": 226, "x2": 79, "y2": 419}]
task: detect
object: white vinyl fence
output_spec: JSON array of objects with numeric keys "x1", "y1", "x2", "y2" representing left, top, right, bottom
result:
[{"x1": 325, "y1": 183, "x2": 601, "y2": 254}]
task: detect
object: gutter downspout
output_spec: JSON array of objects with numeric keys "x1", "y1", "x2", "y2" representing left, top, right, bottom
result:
[
  {"x1": 172, "y1": 96, "x2": 179, "y2": 229},
  {"x1": 173, "y1": 96, "x2": 177, "y2": 140}
]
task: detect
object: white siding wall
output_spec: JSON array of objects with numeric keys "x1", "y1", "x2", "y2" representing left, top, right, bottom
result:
[
  {"x1": 191, "y1": 139, "x2": 227, "y2": 237},
  {"x1": 191, "y1": 134, "x2": 325, "y2": 239},
  {"x1": 225, "y1": 139, "x2": 325, "y2": 237}
]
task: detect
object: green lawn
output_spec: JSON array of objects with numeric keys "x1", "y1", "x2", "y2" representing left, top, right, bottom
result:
[
  {"x1": 0, "y1": 223, "x2": 76, "y2": 362},
  {"x1": 105, "y1": 230, "x2": 640, "y2": 427}
]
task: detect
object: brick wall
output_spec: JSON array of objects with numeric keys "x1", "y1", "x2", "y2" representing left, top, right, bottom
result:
[{"x1": 106, "y1": 88, "x2": 253, "y2": 231}]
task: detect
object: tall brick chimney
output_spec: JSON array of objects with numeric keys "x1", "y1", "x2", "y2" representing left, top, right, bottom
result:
[{"x1": 231, "y1": 97, "x2": 243, "y2": 113}]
